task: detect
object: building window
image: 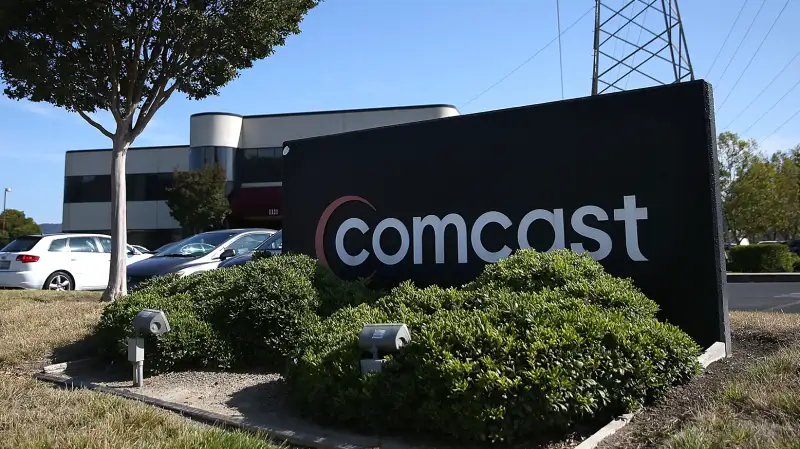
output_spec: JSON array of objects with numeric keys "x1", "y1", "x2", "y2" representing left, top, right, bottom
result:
[
  {"x1": 235, "y1": 147, "x2": 283, "y2": 183},
  {"x1": 189, "y1": 146, "x2": 234, "y2": 181},
  {"x1": 63, "y1": 173, "x2": 175, "y2": 203},
  {"x1": 63, "y1": 175, "x2": 110, "y2": 203}
]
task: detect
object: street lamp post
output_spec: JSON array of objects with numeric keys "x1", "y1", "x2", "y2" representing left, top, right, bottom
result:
[{"x1": 2, "y1": 188, "x2": 11, "y2": 232}]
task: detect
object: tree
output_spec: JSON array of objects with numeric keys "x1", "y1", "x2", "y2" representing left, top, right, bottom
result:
[
  {"x1": 725, "y1": 154, "x2": 781, "y2": 241},
  {"x1": 0, "y1": 0, "x2": 319, "y2": 301},
  {"x1": 771, "y1": 151, "x2": 800, "y2": 239},
  {"x1": 165, "y1": 163, "x2": 230, "y2": 236},
  {"x1": 717, "y1": 131, "x2": 758, "y2": 241},
  {"x1": 0, "y1": 209, "x2": 41, "y2": 247}
]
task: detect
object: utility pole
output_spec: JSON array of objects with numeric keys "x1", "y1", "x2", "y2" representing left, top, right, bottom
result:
[
  {"x1": 591, "y1": 0, "x2": 694, "y2": 95},
  {"x1": 2, "y1": 187, "x2": 11, "y2": 232}
]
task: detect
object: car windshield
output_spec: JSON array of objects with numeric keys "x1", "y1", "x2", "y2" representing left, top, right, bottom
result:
[
  {"x1": 255, "y1": 231, "x2": 282, "y2": 251},
  {"x1": 156, "y1": 232, "x2": 241, "y2": 257},
  {"x1": 1, "y1": 236, "x2": 42, "y2": 252}
]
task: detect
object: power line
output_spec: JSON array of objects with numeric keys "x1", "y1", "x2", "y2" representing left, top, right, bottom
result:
[
  {"x1": 742, "y1": 76, "x2": 800, "y2": 135},
  {"x1": 715, "y1": 0, "x2": 766, "y2": 86},
  {"x1": 460, "y1": 5, "x2": 594, "y2": 110},
  {"x1": 721, "y1": 48, "x2": 800, "y2": 130},
  {"x1": 556, "y1": 0, "x2": 564, "y2": 99},
  {"x1": 760, "y1": 105, "x2": 800, "y2": 146},
  {"x1": 706, "y1": 0, "x2": 749, "y2": 79},
  {"x1": 716, "y1": 0, "x2": 790, "y2": 114}
]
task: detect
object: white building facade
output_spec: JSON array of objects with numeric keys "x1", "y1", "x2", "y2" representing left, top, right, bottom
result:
[{"x1": 62, "y1": 104, "x2": 460, "y2": 249}]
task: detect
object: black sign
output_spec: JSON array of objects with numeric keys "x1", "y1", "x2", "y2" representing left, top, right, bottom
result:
[{"x1": 282, "y1": 81, "x2": 730, "y2": 352}]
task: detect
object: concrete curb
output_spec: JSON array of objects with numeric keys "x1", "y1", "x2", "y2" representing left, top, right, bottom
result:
[
  {"x1": 727, "y1": 273, "x2": 800, "y2": 283},
  {"x1": 34, "y1": 342, "x2": 731, "y2": 449},
  {"x1": 41, "y1": 358, "x2": 99, "y2": 374},
  {"x1": 573, "y1": 341, "x2": 728, "y2": 449},
  {"x1": 33, "y1": 373, "x2": 374, "y2": 449}
]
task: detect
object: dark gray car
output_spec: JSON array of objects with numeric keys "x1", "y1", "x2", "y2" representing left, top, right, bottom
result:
[
  {"x1": 127, "y1": 228, "x2": 275, "y2": 289},
  {"x1": 218, "y1": 230, "x2": 282, "y2": 268}
]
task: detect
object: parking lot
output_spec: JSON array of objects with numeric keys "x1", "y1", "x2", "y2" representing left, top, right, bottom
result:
[{"x1": 728, "y1": 282, "x2": 800, "y2": 313}]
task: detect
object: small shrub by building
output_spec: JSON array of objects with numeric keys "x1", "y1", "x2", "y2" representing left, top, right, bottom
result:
[
  {"x1": 95, "y1": 254, "x2": 376, "y2": 374},
  {"x1": 727, "y1": 243, "x2": 795, "y2": 273}
]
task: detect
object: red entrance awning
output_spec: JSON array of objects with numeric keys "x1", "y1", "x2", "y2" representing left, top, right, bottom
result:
[{"x1": 229, "y1": 186, "x2": 283, "y2": 218}]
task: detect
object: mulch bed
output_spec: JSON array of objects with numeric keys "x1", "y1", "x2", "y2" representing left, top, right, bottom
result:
[{"x1": 595, "y1": 332, "x2": 792, "y2": 449}]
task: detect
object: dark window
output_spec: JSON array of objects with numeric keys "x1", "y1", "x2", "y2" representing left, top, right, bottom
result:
[
  {"x1": 68, "y1": 237, "x2": 100, "y2": 253},
  {"x1": 1, "y1": 236, "x2": 42, "y2": 252},
  {"x1": 48, "y1": 238, "x2": 68, "y2": 252},
  {"x1": 225, "y1": 233, "x2": 272, "y2": 253},
  {"x1": 64, "y1": 175, "x2": 110, "y2": 203},
  {"x1": 190, "y1": 146, "x2": 234, "y2": 181},
  {"x1": 259, "y1": 233, "x2": 282, "y2": 250},
  {"x1": 235, "y1": 147, "x2": 283, "y2": 183},
  {"x1": 63, "y1": 173, "x2": 174, "y2": 203}
]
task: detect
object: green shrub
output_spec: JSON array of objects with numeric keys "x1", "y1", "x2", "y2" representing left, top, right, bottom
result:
[
  {"x1": 95, "y1": 290, "x2": 234, "y2": 375},
  {"x1": 96, "y1": 253, "x2": 380, "y2": 374},
  {"x1": 201, "y1": 258, "x2": 321, "y2": 366},
  {"x1": 286, "y1": 250, "x2": 702, "y2": 444},
  {"x1": 727, "y1": 244, "x2": 795, "y2": 273},
  {"x1": 466, "y1": 249, "x2": 659, "y2": 317}
]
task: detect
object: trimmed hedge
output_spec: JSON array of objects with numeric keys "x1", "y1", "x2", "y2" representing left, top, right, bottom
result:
[
  {"x1": 96, "y1": 248, "x2": 702, "y2": 444},
  {"x1": 95, "y1": 254, "x2": 378, "y2": 374},
  {"x1": 286, "y1": 249, "x2": 702, "y2": 444},
  {"x1": 727, "y1": 243, "x2": 795, "y2": 273}
]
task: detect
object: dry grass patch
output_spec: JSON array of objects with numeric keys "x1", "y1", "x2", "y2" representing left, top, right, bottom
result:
[
  {"x1": 0, "y1": 290, "x2": 285, "y2": 449},
  {"x1": 0, "y1": 375, "x2": 283, "y2": 449},
  {"x1": 0, "y1": 290, "x2": 104, "y2": 368},
  {"x1": 730, "y1": 310, "x2": 800, "y2": 342},
  {"x1": 663, "y1": 314, "x2": 800, "y2": 449}
]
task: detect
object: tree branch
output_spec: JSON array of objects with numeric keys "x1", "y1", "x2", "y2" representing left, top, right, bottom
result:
[
  {"x1": 105, "y1": 40, "x2": 123, "y2": 122},
  {"x1": 78, "y1": 110, "x2": 114, "y2": 139},
  {"x1": 131, "y1": 81, "x2": 177, "y2": 139}
]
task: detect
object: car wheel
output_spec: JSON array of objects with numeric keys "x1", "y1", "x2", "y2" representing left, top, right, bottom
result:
[{"x1": 43, "y1": 271, "x2": 74, "y2": 291}]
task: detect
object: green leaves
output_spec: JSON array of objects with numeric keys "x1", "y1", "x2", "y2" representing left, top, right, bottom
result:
[
  {"x1": 286, "y1": 249, "x2": 702, "y2": 444},
  {"x1": 0, "y1": 0, "x2": 320, "y2": 138},
  {"x1": 0, "y1": 209, "x2": 41, "y2": 247},
  {"x1": 164, "y1": 163, "x2": 230, "y2": 234},
  {"x1": 718, "y1": 132, "x2": 800, "y2": 242},
  {"x1": 727, "y1": 243, "x2": 796, "y2": 273}
]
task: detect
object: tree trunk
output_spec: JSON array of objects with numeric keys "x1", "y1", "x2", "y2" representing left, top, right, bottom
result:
[{"x1": 101, "y1": 136, "x2": 130, "y2": 302}]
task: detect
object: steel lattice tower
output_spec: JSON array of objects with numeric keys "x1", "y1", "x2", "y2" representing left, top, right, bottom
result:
[{"x1": 591, "y1": 0, "x2": 694, "y2": 95}]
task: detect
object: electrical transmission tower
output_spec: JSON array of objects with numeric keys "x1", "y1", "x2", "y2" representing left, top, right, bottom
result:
[{"x1": 591, "y1": 0, "x2": 694, "y2": 95}]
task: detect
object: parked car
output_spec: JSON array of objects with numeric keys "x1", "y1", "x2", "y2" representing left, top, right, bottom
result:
[
  {"x1": 148, "y1": 240, "x2": 183, "y2": 254},
  {"x1": 218, "y1": 230, "x2": 283, "y2": 268},
  {"x1": 131, "y1": 244, "x2": 150, "y2": 253},
  {"x1": 0, "y1": 233, "x2": 145, "y2": 291},
  {"x1": 126, "y1": 228, "x2": 276, "y2": 290},
  {"x1": 126, "y1": 244, "x2": 153, "y2": 265}
]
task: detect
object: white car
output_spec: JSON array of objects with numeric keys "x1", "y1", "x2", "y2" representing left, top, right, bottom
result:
[{"x1": 0, "y1": 233, "x2": 149, "y2": 291}]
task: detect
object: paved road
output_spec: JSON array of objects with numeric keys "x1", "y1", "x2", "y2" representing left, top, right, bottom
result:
[{"x1": 728, "y1": 282, "x2": 800, "y2": 313}]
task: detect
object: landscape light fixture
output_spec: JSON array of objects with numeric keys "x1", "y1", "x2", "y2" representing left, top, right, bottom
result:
[
  {"x1": 357, "y1": 323, "x2": 411, "y2": 374},
  {"x1": 128, "y1": 309, "x2": 171, "y2": 387}
]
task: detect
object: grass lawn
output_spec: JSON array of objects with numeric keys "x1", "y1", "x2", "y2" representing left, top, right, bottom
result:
[
  {"x1": 3, "y1": 290, "x2": 800, "y2": 448},
  {"x1": 664, "y1": 312, "x2": 800, "y2": 449},
  {"x1": 602, "y1": 311, "x2": 800, "y2": 449},
  {"x1": 0, "y1": 290, "x2": 284, "y2": 449}
]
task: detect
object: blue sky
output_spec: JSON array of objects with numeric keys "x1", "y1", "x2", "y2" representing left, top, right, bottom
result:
[{"x1": 0, "y1": 0, "x2": 798, "y2": 224}]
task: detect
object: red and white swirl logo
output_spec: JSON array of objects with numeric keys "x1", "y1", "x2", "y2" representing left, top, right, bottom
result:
[{"x1": 315, "y1": 195, "x2": 650, "y2": 267}]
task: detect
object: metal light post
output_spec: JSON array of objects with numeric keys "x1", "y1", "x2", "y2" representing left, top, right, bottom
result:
[{"x1": 2, "y1": 188, "x2": 11, "y2": 232}]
